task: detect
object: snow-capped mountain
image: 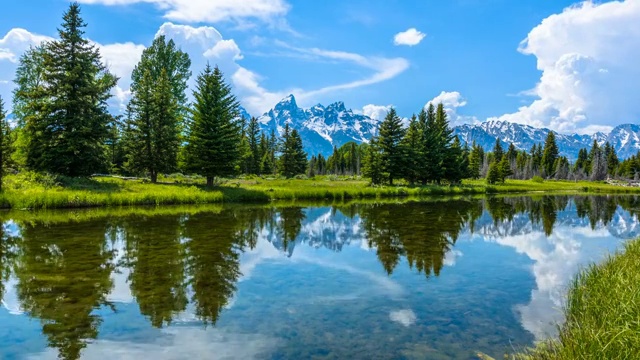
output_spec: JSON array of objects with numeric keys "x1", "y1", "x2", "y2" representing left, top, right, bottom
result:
[
  {"x1": 256, "y1": 95, "x2": 378, "y2": 156},
  {"x1": 244, "y1": 95, "x2": 639, "y2": 159}
]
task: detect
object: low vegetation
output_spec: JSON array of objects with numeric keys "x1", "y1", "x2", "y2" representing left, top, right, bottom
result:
[{"x1": 1, "y1": 172, "x2": 639, "y2": 210}]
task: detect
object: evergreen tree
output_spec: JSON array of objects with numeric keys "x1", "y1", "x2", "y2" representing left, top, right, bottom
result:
[
  {"x1": 30, "y1": 3, "x2": 117, "y2": 176},
  {"x1": 12, "y1": 46, "x2": 47, "y2": 169},
  {"x1": 244, "y1": 117, "x2": 261, "y2": 175},
  {"x1": 0, "y1": 97, "x2": 12, "y2": 191},
  {"x1": 363, "y1": 138, "x2": 384, "y2": 185},
  {"x1": 125, "y1": 36, "x2": 190, "y2": 182},
  {"x1": 378, "y1": 108, "x2": 406, "y2": 185},
  {"x1": 486, "y1": 162, "x2": 501, "y2": 185},
  {"x1": 467, "y1": 142, "x2": 483, "y2": 179},
  {"x1": 278, "y1": 124, "x2": 307, "y2": 178},
  {"x1": 574, "y1": 148, "x2": 589, "y2": 174},
  {"x1": 604, "y1": 142, "x2": 619, "y2": 176},
  {"x1": 445, "y1": 137, "x2": 467, "y2": 184},
  {"x1": 555, "y1": 156, "x2": 570, "y2": 180},
  {"x1": 401, "y1": 115, "x2": 421, "y2": 184},
  {"x1": 492, "y1": 139, "x2": 504, "y2": 161},
  {"x1": 185, "y1": 65, "x2": 242, "y2": 186},
  {"x1": 498, "y1": 156, "x2": 513, "y2": 182},
  {"x1": 434, "y1": 103, "x2": 455, "y2": 184},
  {"x1": 541, "y1": 132, "x2": 559, "y2": 177},
  {"x1": 419, "y1": 105, "x2": 438, "y2": 184}
]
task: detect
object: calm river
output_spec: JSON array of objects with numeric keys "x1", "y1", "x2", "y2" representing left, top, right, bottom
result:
[{"x1": 1, "y1": 195, "x2": 638, "y2": 359}]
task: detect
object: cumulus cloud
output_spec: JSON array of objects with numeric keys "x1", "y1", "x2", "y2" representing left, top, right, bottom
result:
[
  {"x1": 491, "y1": 0, "x2": 640, "y2": 134},
  {"x1": 393, "y1": 28, "x2": 426, "y2": 46},
  {"x1": 425, "y1": 91, "x2": 478, "y2": 126},
  {"x1": 361, "y1": 104, "x2": 392, "y2": 121},
  {"x1": 76, "y1": 0, "x2": 290, "y2": 25}
]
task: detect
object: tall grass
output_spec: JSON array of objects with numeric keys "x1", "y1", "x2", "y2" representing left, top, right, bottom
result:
[
  {"x1": 3, "y1": 172, "x2": 640, "y2": 209},
  {"x1": 516, "y1": 238, "x2": 640, "y2": 360}
]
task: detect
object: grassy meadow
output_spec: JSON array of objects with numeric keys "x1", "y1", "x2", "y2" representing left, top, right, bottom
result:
[{"x1": 1, "y1": 172, "x2": 640, "y2": 209}]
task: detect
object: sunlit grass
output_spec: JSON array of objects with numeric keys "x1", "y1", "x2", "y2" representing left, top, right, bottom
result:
[
  {"x1": 500, "y1": 238, "x2": 640, "y2": 360},
  {"x1": 2, "y1": 172, "x2": 640, "y2": 209}
]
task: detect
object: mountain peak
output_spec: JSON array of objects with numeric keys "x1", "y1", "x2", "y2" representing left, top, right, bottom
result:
[
  {"x1": 275, "y1": 94, "x2": 298, "y2": 110},
  {"x1": 327, "y1": 101, "x2": 346, "y2": 113}
]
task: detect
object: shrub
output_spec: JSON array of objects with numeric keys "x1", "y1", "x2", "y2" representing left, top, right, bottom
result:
[{"x1": 532, "y1": 176, "x2": 544, "y2": 183}]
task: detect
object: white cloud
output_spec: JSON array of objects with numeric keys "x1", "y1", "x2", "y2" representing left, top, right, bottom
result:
[
  {"x1": 426, "y1": 91, "x2": 478, "y2": 126},
  {"x1": 0, "y1": 28, "x2": 52, "y2": 63},
  {"x1": 491, "y1": 0, "x2": 640, "y2": 134},
  {"x1": 361, "y1": 104, "x2": 392, "y2": 121},
  {"x1": 77, "y1": 0, "x2": 290, "y2": 25},
  {"x1": 389, "y1": 309, "x2": 417, "y2": 327},
  {"x1": 393, "y1": 28, "x2": 426, "y2": 46}
]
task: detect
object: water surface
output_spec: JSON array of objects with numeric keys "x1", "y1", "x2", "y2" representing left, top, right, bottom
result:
[{"x1": 1, "y1": 195, "x2": 639, "y2": 359}]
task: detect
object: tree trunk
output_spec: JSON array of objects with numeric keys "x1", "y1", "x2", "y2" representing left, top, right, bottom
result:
[
  {"x1": 206, "y1": 176, "x2": 214, "y2": 187},
  {"x1": 150, "y1": 171, "x2": 157, "y2": 183}
]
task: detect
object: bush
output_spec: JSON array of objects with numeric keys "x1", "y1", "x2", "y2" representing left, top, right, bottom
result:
[{"x1": 532, "y1": 176, "x2": 544, "y2": 183}]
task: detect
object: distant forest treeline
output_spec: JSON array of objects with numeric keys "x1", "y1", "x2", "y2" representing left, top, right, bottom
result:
[{"x1": 0, "y1": 3, "x2": 638, "y2": 188}]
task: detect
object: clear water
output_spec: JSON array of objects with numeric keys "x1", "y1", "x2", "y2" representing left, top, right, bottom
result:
[{"x1": 1, "y1": 195, "x2": 639, "y2": 360}]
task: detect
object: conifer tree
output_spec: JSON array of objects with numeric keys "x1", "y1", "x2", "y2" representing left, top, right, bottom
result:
[
  {"x1": 468, "y1": 142, "x2": 483, "y2": 179},
  {"x1": 492, "y1": 139, "x2": 504, "y2": 161},
  {"x1": 278, "y1": 124, "x2": 307, "y2": 178},
  {"x1": 486, "y1": 162, "x2": 500, "y2": 185},
  {"x1": 378, "y1": 108, "x2": 406, "y2": 185},
  {"x1": 33, "y1": 3, "x2": 117, "y2": 176},
  {"x1": 498, "y1": 156, "x2": 513, "y2": 182},
  {"x1": 0, "y1": 97, "x2": 11, "y2": 191},
  {"x1": 125, "y1": 35, "x2": 190, "y2": 182},
  {"x1": 363, "y1": 138, "x2": 384, "y2": 185},
  {"x1": 541, "y1": 132, "x2": 559, "y2": 177},
  {"x1": 401, "y1": 115, "x2": 421, "y2": 184},
  {"x1": 604, "y1": 142, "x2": 619, "y2": 176},
  {"x1": 445, "y1": 137, "x2": 467, "y2": 184},
  {"x1": 244, "y1": 117, "x2": 261, "y2": 175},
  {"x1": 185, "y1": 65, "x2": 242, "y2": 186},
  {"x1": 433, "y1": 103, "x2": 454, "y2": 183}
]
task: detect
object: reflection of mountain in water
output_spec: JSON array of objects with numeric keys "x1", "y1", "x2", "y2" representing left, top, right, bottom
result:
[{"x1": 2, "y1": 195, "x2": 640, "y2": 359}]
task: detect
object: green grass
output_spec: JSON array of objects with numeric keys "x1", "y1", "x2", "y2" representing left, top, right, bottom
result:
[
  {"x1": 481, "y1": 238, "x2": 640, "y2": 360},
  {"x1": 2, "y1": 172, "x2": 640, "y2": 209}
]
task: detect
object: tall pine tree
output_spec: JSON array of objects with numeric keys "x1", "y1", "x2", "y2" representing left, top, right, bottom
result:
[
  {"x1": 378, "y1": 108, "x2": 405, "y2": 185},
  {"x1": 541, "y1": 132, "x2": 559, "y2": 177},
  {"x1": 33, "y1": 3, "x2": 117, "y2": 176},
  {"x1": 185, "y1": 65, "x2": 242, "y2": 186},
  {"x1": 0, "y1": 96, "x2": 11, "y2": 191},
  {"x1": 278, "y1": 124, "x2": 307, "y2": 178}
]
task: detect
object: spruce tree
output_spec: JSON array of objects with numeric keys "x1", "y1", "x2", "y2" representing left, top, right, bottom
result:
[
  {"x1": 34, "y1": 3, "x2": 117, "y2": 176},
  {"x1": 434, "y1": 103, "x2": 454, "y2": 183},
  {"x1": 0, "y1": 97, "x2": 11, "y2": 191},
  {"x1": 468, "y1": 142, "x2": 483, "y2": 179},
  {"x1": 363, "y1": 138, "x2": 384, "y2": 185},
  {"x1": 492, "y1": 139, "x2": 504, "y2": 161},
  {"x1": 401, "y1": 115, "x2": 421, "y2": 184},
  {"x1": 541, "y1": 132, "x2": 559, "y2": 177},
  {"x1": 125, "y1": 35, "x2": 191, "y2": 182},
  {"x1": 445, "y1": 137, "x2": 467, "y2": 184},
  {"x1": 486, "y1": 162, "x2": 500, "y2": 185},
  {"x1": 185, "y1": 65, "x2": 242, "y2": 186},
  {"x1": 278, "y1": 124, "x2": 307, "y2": 178},
  {"x1": 244, "y1": 117, "x2": 261, "y2": 175},
  {"x1": 377, "y1": 108, "x2": 405, "y2": 185}
]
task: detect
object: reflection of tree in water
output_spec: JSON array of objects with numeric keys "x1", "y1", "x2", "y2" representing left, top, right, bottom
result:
[
  {"x1": 120, "y1": 215, "x2": 187, "y2": 328},
  {"x1": 485, "y1": 196, "x2": 570, "y2": 237},
  {"x1": 277, "y1": 207, "x2": 306, "y2": 254},
  {"x1": 576, "y1": 196, "x2": 621, "y2": 229},
  {"x1": 359, "y1": 199, "x2": 480, "y2": 278},
  {"x1": 183, "y1": 211, "x2": 245, "y2": 326},
  {"x1": 13, "y1": 220, "x2": 114, "y2": 360},
  {"x1": 0, "y1": 223, "x2": 18, "y2": 305}
]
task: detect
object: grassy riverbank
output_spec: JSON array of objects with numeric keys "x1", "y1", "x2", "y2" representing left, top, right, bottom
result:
[
  {"x1": 480, "y1": 238, "x2": 640, "y2": 360},
  {"x1": 2, "y1": 172, "x2": 640, "y2": 209}
]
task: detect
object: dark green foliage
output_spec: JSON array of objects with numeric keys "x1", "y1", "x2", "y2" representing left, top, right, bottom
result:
[
  {"x1": 574, "y1": 148, "x2": 589, "y2": 174},
  {"x1": 22, "y1": 4, "x2": 117, "y2": 176},
  {"x1": 492, "y1": 139, "x2": 504, "y2": 161},
  {"x1": 377, "y1": 108, "x2": 406, "y2": 185},
  {"x1": 243, "y1": 117, "x2": 262, "y2": 175},
  {"x1": 541, "y1": 132, "x2": 559, "y2": 177},
  {"x1": 0, "y1": 96, "x2": 12, "y2": 191},
  {"x1": 125, "y1": 69, "x2": 181, "y2": 182},
  {"x1": 185, "y1": 65, "x2": 242, "y2": 186},
  {"x1": 125, "y1": 36, "x2": 191, "y2": 182},
  {"x1": 486, "y1": 161, "x2": 501, "y2": 184},
  {"x1": 445, "y1": 137, "x2": 468, "y2": 184},
  {"x1": 278, "y1": 124, "x2": 307, "y2": 178},
  {"x1": 468, "y1": 142, "x2": 484, "y2": 179},
  {"x1": 401, "y1": 115, "x2": 421, "y2": 184},
  {"x1": 323, "y1": 141, "x2": 364, "y2": 175},
  {"x1": 363, "y1": 138, "x2": 385, "y2": 185},
  {"x1": 604, "y1": 142, "x2": 619, "y2": 176},
  {"x1": 498, "y1": 156, "x2": 513, "y2": 182}
]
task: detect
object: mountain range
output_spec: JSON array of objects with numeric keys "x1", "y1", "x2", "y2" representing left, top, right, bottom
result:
[{"x1": 249, "y1": 95, "x2": 640, "y2": 160}]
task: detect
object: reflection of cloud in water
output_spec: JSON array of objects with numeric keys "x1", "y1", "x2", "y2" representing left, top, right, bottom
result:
[
  {"x1": 389, "y1": 309, "x2": 417, "y2": 327},
  {"x1": 443, "y1": 250, "x2": 463, "y2": 266},
  {"x1": 26, "y1": 327, "x2": 279, "y2": 360},
  {"x1": 481, "y1": 224, "x2": 623, "y2": 340},
  {"x1": 1, "y1": 276, "x2": 22, "y2": 315}
]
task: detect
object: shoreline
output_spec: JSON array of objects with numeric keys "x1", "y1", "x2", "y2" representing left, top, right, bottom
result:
[{"x1": 3, "y1": 175, "x2": 640, "y2": 210}]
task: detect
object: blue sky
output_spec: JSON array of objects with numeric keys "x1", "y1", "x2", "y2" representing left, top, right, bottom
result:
[{"x1": 1, "y1": 0, "x2": 639, "y2": 134}]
